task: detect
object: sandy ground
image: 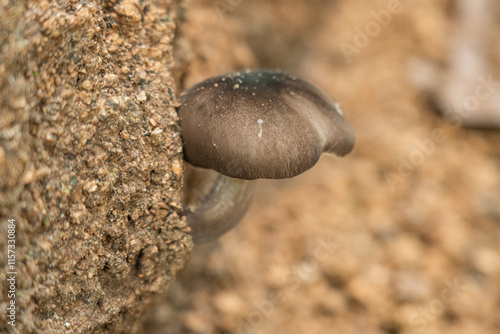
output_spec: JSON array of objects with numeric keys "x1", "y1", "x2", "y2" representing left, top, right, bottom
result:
[{"x1": 142, "y1": 0, "x2": 500, "y2": 333}]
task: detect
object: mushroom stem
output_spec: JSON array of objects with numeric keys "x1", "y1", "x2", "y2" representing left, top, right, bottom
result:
[{"x1": 184, "y1": 171, "x2": 256, "y2": 244}]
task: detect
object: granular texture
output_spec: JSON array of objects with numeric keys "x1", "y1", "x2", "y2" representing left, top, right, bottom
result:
[{"x1": 0, "y1": 0, "x2": 191, "y2": 333}]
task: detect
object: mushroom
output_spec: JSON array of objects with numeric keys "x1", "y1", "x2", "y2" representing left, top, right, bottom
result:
[{"x1": 178, "y1": 70, "x2": 355, "y2": 244}]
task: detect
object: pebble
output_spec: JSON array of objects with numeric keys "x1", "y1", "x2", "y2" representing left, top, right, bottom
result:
[
  {"x1": 120, "y1": 129, "x2": 130, "y2": 140},
  {"x1": 82, "y1": 79, "x2": 93, "y2": 90},
  {"x1": 394, "y1": 270, "x2": 433, "y2": 302},
  {"x1": 213, "y1": 291, "x2": 245, "y2": 315},
  {"x1": 471, "y1": 248, "x2": 500, "y2": 275},
  {"x1": 115, "y1": 0, "x2": 142, "y2": 22},
  {"x1": 137, "y1": 91, "x2": 147, "y2": 101},
  {"x1": 11, "y1": 96, "x2": 26, "y2": 109}
]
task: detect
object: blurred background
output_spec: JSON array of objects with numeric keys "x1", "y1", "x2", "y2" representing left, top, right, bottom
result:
[{"x1": 147, "y1": 0, "x2": 500, "y2": 332}]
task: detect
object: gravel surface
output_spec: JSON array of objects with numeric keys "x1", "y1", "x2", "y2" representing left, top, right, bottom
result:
[{"x1": 0, "y1": 1, "x2": 191, "y2": 333}]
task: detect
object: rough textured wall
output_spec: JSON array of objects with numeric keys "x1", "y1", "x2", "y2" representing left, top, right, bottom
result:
[{"x1": 0, "y1": 0, "x2": 192, "y2": 333}]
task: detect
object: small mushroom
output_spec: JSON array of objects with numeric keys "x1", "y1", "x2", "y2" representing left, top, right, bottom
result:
[{"x1": 178, "y1": 70, "x2": 355, "y2": 244}]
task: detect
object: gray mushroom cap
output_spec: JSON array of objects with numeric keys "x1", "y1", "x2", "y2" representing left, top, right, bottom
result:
[{"x1": 178, "y1": 70, "x2": 355, "y2": 180}]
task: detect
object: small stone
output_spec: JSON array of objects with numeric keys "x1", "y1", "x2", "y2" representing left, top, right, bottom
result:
[
  {"x1": 171, "y1": 160, "x2": 182, "y2": 176},
  {"x1": 472, "y1": 248, "x2": 500, "y2": 275},
  {"x1": 150, "y1": 127, "x2": 163, "y2": 146},
  {"x1": 116, "y1": 0, "x2": 142, "y2": 22},
  {"x1": 83, "y1": 179, "x2": 98, "y2": 193},
  {"x1": 22, "y1": 169, "x2": 35, "y2": 184},
  {"x1": 137, "y1": 91, "x2": 147, "y2": 101},
  {"x1": 82, "y1": 79, "x2": 93, "y2": 90},
  {"x1": 38, "y1": 240, "x2": 51, "y2": 251},
  {"x1": 46, "y1": 131, "x2": 58, "y2": 142},
  {"x1": 150, "y1": 48, "x2": 162, "y2": 59},
  {"x1": 103, "y1": 73, "x2": 117, "y2": 87},
  {"x1": 120, "y1": 129, "x2": 130, "y2": 140},
  {"x1": 70, "y1": 204, "x2": 88, "y2": 224},
  {"x1": 11, "y1": 96, "x2": 26, "y2": 109},
  {"x1": 79, "y1": 91, "x2": 92, "y2": 104},
  {"x1": 394, "y1": 270, "x2": 433, "y2": 302},
  {"x1": 213, "y1": 291, "x2": 245, "y2": 315},
  {"x1": 61, "y1": 88, "x2": 73, "y2": 98}
]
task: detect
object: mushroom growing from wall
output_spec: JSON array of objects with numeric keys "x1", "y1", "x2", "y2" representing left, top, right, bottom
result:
[{"x1": 177, "y1": 70, "x2": 355, "y2": 244}]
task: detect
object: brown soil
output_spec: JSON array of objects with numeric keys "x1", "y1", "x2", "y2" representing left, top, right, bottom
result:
[
  {"x1": 0, "y1": 1, "x2": 191, "y2": 333},
  {"x1": 145, "y1": 0, "x2": 500, "y2": 333}
]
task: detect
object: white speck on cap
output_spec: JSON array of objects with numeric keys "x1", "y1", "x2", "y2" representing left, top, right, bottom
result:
[
  {"x1": 333, "y1": 102, "x2": 344, "y2": 116},
  {"x1": 257, "y1": 119, "x2": 264, "y2": 138}
]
